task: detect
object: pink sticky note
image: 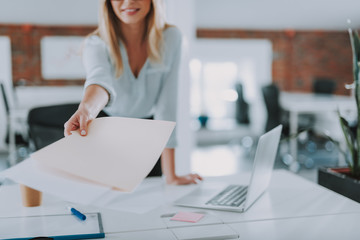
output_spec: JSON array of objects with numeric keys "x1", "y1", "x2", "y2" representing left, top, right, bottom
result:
[{"x1": 170, "y1": 212, "x2": 205, "y2": 223}]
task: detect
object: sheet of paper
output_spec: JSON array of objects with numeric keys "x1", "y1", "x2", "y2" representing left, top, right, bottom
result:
[
  {"x1": 0, "y1": 158, "x2": 111, "y2": 205},
  {"x1": 31, "y1": 117, "x2": 175, "y2": 191},
  {"x1": 91, "y1": 179, "x2": 167, "y2": 214},
  {"x1": 0, "y1": 157, "x2": 167, "y2": 213}
]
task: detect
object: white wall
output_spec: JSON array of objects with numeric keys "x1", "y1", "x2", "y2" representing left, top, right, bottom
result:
[
  {"x1": 0, "y1": 0, "x2": 98, "y2": 25},
  {"x1": 1, "y1": 0, "x2": 359, "y2": 29},
  {"x1": 194, "y1": 0, "x2": 360, "y2": 30},
  {"x1": 165, "y1": 0, "x2": 196, "y2": 175}
]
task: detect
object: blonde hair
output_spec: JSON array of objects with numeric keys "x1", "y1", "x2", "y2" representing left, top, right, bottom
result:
[{"x1": 94, "y1": 0, "x2": 168, "y2": 78}]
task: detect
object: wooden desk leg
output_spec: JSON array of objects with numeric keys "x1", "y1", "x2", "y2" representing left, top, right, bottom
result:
[{"x1": 20, "y1": 184, "x2": 42, "y2": 207}]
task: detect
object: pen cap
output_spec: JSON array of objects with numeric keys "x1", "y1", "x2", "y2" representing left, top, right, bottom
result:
[
  {"x1": 20, "y1": 184, "x2": 42, "y2": 207},
  {"x1": 68, "y1": 207, "x2": 87, "y2": 221}
]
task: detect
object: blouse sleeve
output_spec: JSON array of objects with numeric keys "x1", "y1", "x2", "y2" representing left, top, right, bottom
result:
[
  {"x1": 82, "y1": 35, "x2": 116, "y2": 106},
  {"x1": 154, "y1": 28, "x2": 182, "y2": 148}
]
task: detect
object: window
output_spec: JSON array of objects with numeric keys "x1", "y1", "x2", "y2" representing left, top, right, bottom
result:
[
  {"x1": 189, "y1": 39, "x2": 273, "y2": 135},
  {"x1": 191, "y1": 60, "x2": 238, "y2": 119}
]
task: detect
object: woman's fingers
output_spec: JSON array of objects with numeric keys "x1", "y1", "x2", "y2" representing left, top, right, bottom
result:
[
  {"x1": 169, "y1": 173, "x2": 203, "y2": 185},
  {"x1": 190, "y1": 173, "x2": 203, "y2": 181},
  {"x1": 64, "y1": 110, "x2": 92, "y2": 137},
  {"x1": 64, "y1": 119, "x2": 79, "y2": 136},
  {"x1": 79, "y1": 115, "x2": 89, "y2": 136}
]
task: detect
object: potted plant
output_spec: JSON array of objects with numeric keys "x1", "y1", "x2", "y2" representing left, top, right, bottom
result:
[{"x1": 318, "y1": 27, "x2": 360, "y2": 202}]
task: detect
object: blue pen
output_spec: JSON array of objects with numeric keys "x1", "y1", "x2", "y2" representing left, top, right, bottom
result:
[{"x1": 68, "y1": 206, "x2": 87, "y2": 221}]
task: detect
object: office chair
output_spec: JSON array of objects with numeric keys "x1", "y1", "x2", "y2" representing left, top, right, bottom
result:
[
  {"x1": 0, "y1": 82, "x2": 9, "y2": 116},
  {"x1": 1, "y1": 82, "x2": 27, "y2": 143},
  {"x1": 313, "y1": 78, "x2": 336, "y2": 94},
  {"x1": 262, "y1": 83, "x2": 314, "y2": 134},
  {"x1": 261, "y1": 83, "x2": 287, "y2": 133},
  {"x1": 1, "y1": 81, "x2": 29, "y2": 165},
  {"x1": 262, "y1": 83, "x2": 317, "y2": 169},
  {"x1": 27, "y1": 103, "x2": 80, "y2": 150},
  {"x1": 235, "y1": 83, "x2": 250, "y2": 124}
]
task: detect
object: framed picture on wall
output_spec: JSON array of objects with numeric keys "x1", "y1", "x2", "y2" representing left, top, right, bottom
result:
[{"x1": 41, "y1": 36, "x2": 86, "y2": 80}]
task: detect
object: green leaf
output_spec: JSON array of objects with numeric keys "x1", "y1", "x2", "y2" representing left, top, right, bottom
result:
[
  {"x1": 340, "y1": 116, "x2": 355, "y2": 141},
  {"x1": 353, "y1": 30, "x2": 360, "y2": 61},
  {"x1": 349, "y1": 29, "x2": 360, "y2": 82},
  {"x1": 339, "y1": 114, "x2": 355, "y2": 166}
]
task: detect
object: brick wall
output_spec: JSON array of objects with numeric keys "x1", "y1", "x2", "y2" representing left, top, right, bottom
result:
[
  {"x1": 0, "y1": 24, "x2": 96, "y2": 86},
  {"x1": 197, "y1": 28, "x2": 354, "y2": 95},
  {"x1": 0, "y1": 24, "x2": 355, "y2": 96}
]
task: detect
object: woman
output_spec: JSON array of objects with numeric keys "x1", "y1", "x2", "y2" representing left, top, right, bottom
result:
[{"x1": 64, "y1": 0, "x2": 202, "y2": 185}]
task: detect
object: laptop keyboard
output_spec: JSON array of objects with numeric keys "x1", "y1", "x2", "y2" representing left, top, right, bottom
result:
[{"x1": 206, "y1": 185, "x2": 248, "y2": 207}]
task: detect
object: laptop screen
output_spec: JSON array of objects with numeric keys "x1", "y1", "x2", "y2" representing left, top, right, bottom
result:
[{"x1": 244, "y1": 125, "x2": 282, "y2": 210}]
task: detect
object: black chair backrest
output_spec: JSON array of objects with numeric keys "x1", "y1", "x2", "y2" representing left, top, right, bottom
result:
[
  {"x1": 235, "y1": 83, "x2": 250, "y2": 124},
  {"x1": 262, "y1": 84, "x2": 282, "y2": 132},
  {"x1": 27, "y1": 103, "x2": 79, "y2": 150},
  {"x1": 0, "y1": 82, "x2": 10, "y2": 115},
  {"x1": 313, "y1": 78, "x2": 336, "y2": 94}
]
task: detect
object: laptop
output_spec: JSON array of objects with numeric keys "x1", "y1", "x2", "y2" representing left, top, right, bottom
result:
[{"x1": 174, "y1": 124, "x2": 282, "y2": 212}]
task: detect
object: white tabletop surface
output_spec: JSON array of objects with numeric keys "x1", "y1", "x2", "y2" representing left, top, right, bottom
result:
[
  {"x1": 1, "y1": 170, "x2": 360, "y2": 239},
  {"x1": 280, "y1": 92, "x2": 356, "y2": 113}
]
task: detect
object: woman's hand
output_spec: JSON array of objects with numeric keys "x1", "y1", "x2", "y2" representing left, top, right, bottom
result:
[
  {"x1": 64, "y1": 106, "x2": 94, "y2": 137},
  {"x1": 64, "y1": 85, "x2": 109, "y2": 137},
  {"x1": 166, "y1": 173, "x2": 203, "y2": 185},
  {"x1": 161, "y1": 148, "x2": 203, "y2": 185}
]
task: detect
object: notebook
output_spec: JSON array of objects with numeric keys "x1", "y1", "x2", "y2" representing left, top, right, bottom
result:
[
  {"x1": 174, "y1": 125, "x2": 282, "y2": 212},
  {"x1": 0, "y1": 212, "x2": 104, "y2": 240}
]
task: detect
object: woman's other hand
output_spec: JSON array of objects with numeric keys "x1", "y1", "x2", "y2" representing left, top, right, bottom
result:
[{"x1": 166, "y1": 173, "x2": 203, "y2": 185}]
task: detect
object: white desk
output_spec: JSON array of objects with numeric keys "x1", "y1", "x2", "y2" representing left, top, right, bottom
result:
[
  {"x1": 192, "y1": 118, "x2": 253, "y2": 146},
  {"x1": 1, "y1": 170, "x2": 360, "y2": 239},
  {"x1": 280, "y1": 92, "x2": 356, "y2": 170}
]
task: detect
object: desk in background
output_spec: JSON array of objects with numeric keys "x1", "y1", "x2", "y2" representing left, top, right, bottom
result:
[
  {"x1": 280, "y1": 92, "x2": 356, "y2": 171},
  {"x1": 1, "y1": 170, "x2": 360, "y2": 239},
  {"x1": 192, "y1": 118, "x2": 254, "y2": 146}
]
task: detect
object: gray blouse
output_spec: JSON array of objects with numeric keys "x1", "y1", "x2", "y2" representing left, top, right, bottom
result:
[{"x1": 82, "y1": 27, "x2": 181, "y2": 148}]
